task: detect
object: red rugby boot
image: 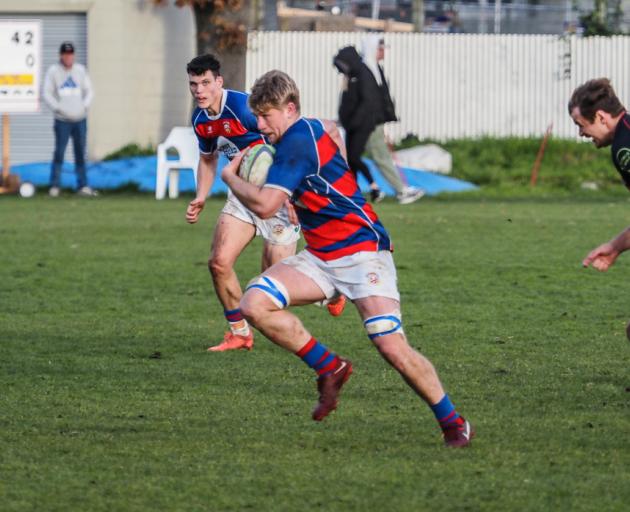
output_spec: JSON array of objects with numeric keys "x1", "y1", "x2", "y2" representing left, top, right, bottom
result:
[
  {"x1": 208, "y1": 331, "x2": 254, "y2": 352},
  {"x1": 443, "y1": 418, "x2": 475, "y2": 447},
  {"x1": 326, "y1": 295, "x2": 347, "y2": 317},
  {"x1": 312, "y1": 358, "x2": 353, "y2": 421}
]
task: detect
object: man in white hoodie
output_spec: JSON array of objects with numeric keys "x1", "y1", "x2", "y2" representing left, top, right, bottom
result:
[
  {"x1": 43, "y1": 42, "x2": 96, "y2": 197},
  {"x1": 360, "y1": 35, "x2": 424, "y2": 205}
]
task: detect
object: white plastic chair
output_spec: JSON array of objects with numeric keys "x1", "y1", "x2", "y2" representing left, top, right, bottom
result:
[{"x1": 155, "y1": 127, "x2": 199, "y2": 199}]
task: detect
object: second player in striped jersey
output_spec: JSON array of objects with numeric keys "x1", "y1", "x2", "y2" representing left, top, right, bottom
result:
[{"x1": 185, "y1": 54, "x2": 301, "y2": 352}]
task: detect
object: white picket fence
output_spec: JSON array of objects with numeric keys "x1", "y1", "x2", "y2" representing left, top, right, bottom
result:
[{"x1": 246, "y1": 32, "x2": 630, "y2": 141}]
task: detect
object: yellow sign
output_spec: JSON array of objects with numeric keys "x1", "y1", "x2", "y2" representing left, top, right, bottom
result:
[{"x1": 0, "y1": 74, "x2": 34, "y2": 85}]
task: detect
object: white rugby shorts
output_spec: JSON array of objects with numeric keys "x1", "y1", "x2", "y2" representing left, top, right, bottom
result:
[
  {"x1": 280, "y1": 249, "x2": 400, "y2": 302},
  {"x1": 222, "y1": 189, "x2": 300, "y2": 246}
]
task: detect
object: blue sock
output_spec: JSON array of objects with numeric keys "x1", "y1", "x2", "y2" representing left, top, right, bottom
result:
[
  {"x1": 224, "y1": 308, "x2": 243, "y2": 323},
  {"x1": 296, "y1": 337, "x2": 339, "y2": 376},
  {"x1": 431, "y1": 394, "x2": 463, "y2": 429}
]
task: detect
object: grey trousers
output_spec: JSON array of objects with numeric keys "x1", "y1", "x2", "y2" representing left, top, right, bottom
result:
[{"x1": 365, "y1": 124, "x2": 405, "y2": 195}]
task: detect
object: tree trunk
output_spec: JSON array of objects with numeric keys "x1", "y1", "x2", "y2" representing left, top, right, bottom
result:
[
  {"x1": 155, "y1": 1, "x2": 277, "y2": 90},
  {"x1": 192, "y1": 1, "x2": 255, "y2": 91}
]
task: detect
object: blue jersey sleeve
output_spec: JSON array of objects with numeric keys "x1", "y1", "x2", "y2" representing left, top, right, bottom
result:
[{"x1": 265, "y1": 131, "x2": 317, "y2": 196}]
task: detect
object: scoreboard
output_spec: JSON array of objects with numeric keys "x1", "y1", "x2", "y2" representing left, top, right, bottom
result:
[{"x1": 0, "y1": 20, "x2": 42, "y2": 113}]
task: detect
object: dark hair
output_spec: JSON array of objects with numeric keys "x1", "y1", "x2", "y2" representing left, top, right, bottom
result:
[
  {"x1": 186, "y1": 54, "x2": 221, "y2": 78},
  {"x1": 568, "y1": 78, "x2": 625, "y2": 121}
]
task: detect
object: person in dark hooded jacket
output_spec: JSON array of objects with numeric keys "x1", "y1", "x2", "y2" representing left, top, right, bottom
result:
[{"x1": 333, "y1": 46, "x2": 385, "y2": 202}]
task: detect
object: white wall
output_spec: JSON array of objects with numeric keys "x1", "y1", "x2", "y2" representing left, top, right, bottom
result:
[
  {"x1": 88, "y1": 0, "x2": 195, "y2": 158},
  {"x1": 246, "y1": 31, "x2": 630, "y2": 141}
]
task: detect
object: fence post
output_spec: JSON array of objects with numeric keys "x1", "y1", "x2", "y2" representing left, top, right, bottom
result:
[{"x1": 530, "y1": 122, "x2": 553, "y2": 186}]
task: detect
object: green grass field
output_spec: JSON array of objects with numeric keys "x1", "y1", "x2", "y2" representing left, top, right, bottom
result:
[{"x1": 1, "y1": 193, "x2": 629, "y2": 511}]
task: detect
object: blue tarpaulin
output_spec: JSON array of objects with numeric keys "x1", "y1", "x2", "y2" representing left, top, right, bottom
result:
[
  {"x1": 12, "y1": 155, "x2": 477, "y2": 196},
  {"x1": 361, "y1": 159, "x2": 477, "y2": 196}
]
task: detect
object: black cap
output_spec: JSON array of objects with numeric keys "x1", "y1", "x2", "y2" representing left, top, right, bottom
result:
[{"x1": 59, "y1": 41, "x2": 75, "y2": 54}]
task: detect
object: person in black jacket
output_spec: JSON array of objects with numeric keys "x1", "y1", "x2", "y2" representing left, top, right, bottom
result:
[{"x1": 333, "y1": 46, "x2": 385, "y2": 202}]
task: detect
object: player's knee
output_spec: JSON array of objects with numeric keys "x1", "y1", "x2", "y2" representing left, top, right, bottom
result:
[
  {"x1": 238, "y1": 293, "x2": 264, "y2": 326},
  {"x1": 364, "y1": 311, "x2": 404, "y2": 341},
  {"x1": 208, "y1": 253, "x2": 232, "y2": 278},
  {"x1": 241, "y1": 275, "x2": 290, "y2": 323}
]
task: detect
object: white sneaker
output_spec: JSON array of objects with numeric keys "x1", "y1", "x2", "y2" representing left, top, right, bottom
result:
[
  {"x1": 77, "y1": 186, "x2": 99, "y2": 197},
  {"x1": 397, "y1": 187, "x2": 425, "y2": 205},
  {"x1": 49, "y1": 186, "x2": 60, "y2": 197}
]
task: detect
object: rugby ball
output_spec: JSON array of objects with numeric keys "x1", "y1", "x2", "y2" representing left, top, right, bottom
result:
[{"x1": 239, "y1": 144, "x2": 275, "y2": 186}]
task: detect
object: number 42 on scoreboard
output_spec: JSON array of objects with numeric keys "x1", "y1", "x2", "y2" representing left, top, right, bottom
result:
[{"x1": 0, "y1": 20, "x2": 41, "y2": 112}]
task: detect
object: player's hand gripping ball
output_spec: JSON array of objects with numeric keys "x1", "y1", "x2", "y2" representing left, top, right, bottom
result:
[{"x1": 238, "y1": 144, "x2": 275, "y2": 186}]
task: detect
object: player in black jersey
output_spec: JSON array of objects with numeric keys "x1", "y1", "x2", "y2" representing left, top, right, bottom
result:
[{"x1": 569, "y1": 78, "x2": 630, "y2": 273}]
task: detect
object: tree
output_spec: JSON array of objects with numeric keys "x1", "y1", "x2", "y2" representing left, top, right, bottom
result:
[
  {"x1": 579, "y1": 0, "x2": 624, "y2": 36},
  {"x1": 154, "y1": 0, "x2": 275, "y2": 90}
]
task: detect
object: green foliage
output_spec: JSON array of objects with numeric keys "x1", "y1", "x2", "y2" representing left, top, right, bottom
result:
[
  {"x1": 397, "y1": 135, "x2": 618, "y2": 191},
  {"x1": 102, "y1": 143, "x2": 156, "y2": 161},
  {"x1": 580, "y1": 11, "x2": 614, "y2": 36},
  {"x1": 1, "y1": 195, "x2": 630, "y2": 511},
  {"x1": 579, "y1": 0, "x2": 625, "y2": 36}
]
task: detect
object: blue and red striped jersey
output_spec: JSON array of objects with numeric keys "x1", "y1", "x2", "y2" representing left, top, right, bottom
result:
[
  {"x1": 264, "y1": 117, "x2": 392, "y2": 261},
  {"x1": 191, "y1": 89, "x2": 265, "y2": 160}
]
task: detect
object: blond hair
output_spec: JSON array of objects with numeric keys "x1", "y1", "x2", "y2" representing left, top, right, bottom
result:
[{"x1": 249, "y1": 70, "x2": 301, "y2": 115}]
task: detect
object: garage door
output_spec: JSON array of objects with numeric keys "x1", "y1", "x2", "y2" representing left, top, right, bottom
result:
[{"x1": 0, "y1": 12, "x2": 87, "y2": 165}]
